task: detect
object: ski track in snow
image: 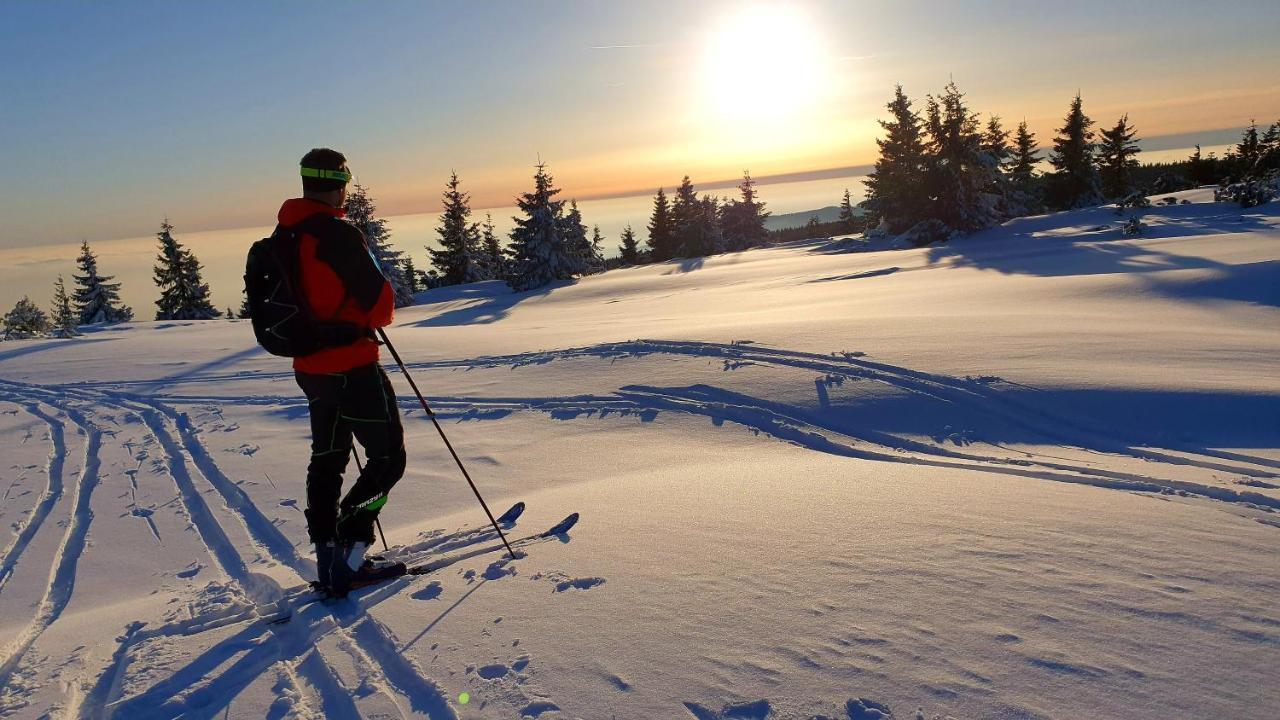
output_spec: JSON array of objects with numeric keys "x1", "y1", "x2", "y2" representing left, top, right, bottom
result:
[
  {"x1": 46, "y1": 339, "x2": 1277, "y2": 513},
  {"x1": 0, "y1": 379, "x2": 464, "y2": 719},
  {"x1": 0, "y1": 330, "x2": 1274, "y2": 717}
]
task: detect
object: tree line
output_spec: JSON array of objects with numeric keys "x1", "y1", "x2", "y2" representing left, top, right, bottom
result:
[
  {"x1": 6, "y1": 91, "x2": 1277, "y2": 339},
  {"x1": 861, "y1": 80, "x2": 1280, "y2": 245}
]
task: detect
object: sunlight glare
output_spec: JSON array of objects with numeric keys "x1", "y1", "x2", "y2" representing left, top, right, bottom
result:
[{"x1": 702, "y1": 5, "x2": 828, "y2": 126}]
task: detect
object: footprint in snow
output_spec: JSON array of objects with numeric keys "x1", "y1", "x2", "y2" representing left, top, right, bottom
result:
[
  {"x1": 411, "y1": 581, "x2": 442, "y2": 600},
  {"x1": 684, "y1": 698, "x2": 771, "y2": 720},
  {"x1": 554, "y1": 577, "x2": 605, "y2": 592}
]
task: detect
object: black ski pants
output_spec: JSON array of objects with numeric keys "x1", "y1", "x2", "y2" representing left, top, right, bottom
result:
[{"x1": 295, "y1": 362, "x2": 406, "y2": 545}]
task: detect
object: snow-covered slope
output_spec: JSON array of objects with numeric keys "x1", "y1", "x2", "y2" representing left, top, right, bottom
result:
[{"x1": 1, "y1": 190, "x2": 1277, "y2": 719}]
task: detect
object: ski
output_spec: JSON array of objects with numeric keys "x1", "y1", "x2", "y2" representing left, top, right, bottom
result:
[
  {"x1": 408, "y1": 512, "x2": 579, "y2": 575},
  {"x1": 255, "y1": 501, "x2": 527, "y2": 624}
]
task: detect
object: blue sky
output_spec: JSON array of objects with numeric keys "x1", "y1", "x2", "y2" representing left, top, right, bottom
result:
[{"x1": 2, "y1": 0, "x2": 1277, "y2": 247}]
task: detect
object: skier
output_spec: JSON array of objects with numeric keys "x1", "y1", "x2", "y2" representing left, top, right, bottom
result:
[{"x1": 277, "y1": 148, "x2": 407, "y2": 597}]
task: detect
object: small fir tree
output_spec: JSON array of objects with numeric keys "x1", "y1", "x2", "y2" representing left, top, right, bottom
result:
[
  {"x1": 1097, "y1": 114, "x2": 1142, "y2": 200},
  {"x1": 480, "y1": 213, "x2": 505, "y2": 279},
  {"x1": 73, "y1": 240, "x2": 133, "y2": 324},
  {"x1": 863, "y1": 85, "x2": 929, "y2": 232},
  {"x1": 507, "y1": 161, "x2": 580, "y2": 291},
  {"x1": 838, "y1": 188, "x2": 857, "y2": 231},
  {"x1": 720, "y1": 171, "x2": 770, "y2": 251},
  {"x1": 1236, "y1": 121, "x2": 1261, "y2": 171},
  {"x1": 153, "y1": 219, "x2": 218, "y2": 321},
  {"x1": 1046, "y1": 92, "x2": 1102, "y2": 209},
  {"x1": 677, "y1": 195, "x2": 724, "y2": 257},
  {"x1": 618, "y1": 224, "x2": 640, "y2": 264},
  {"x1": 428, "y1": 172, "x2": 485, "y2": 286},
  {"x1": 3, "y1": 297, "x2": 51, "y2": 339},
  {"x1": 924, "y1": 81, "x2": 1000, "y2": 232},
  {"x1": 587, "y1": 224, "x2": 607, "y2": 273},
  {"x1": 50, "y1": 276, "x2": 78, "y2": 337},
  {"x1": 1006, "y1": 120, "x2": 1044, "y2": 215},
  {"x1": 670, "y1": 176, "x2": 702, "y2": 257},
  {"x1": 400, "y1": 256, "x2": 420, "y2": 294},
  {"x1": 646, "y1": 187, "x2": 675, "y2": 262},
  {"x1": 559, "y1": 200, "x2": 596, "y2": 270},
  {"x1": 345, "y1": 183, "x2": 414, "y2": 307}
]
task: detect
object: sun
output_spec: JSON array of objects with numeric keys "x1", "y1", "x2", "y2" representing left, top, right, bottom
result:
[{"x1": 701, "y1": 5, "x2": 827, "y2": 124}]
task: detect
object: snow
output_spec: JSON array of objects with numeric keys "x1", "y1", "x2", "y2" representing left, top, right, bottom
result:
[{"x1": 0, "y1": 191, "x2": 1277, "y2": 719}]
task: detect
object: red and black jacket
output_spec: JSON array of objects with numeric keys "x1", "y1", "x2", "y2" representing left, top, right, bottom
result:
[{"x1": 276, "y1": 198, "x2": 394, "y2": 374}]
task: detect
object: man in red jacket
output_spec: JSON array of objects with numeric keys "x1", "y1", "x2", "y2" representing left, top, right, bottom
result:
[{"x1": 283, "y1": 148, "x2": 405, "y2": 597}]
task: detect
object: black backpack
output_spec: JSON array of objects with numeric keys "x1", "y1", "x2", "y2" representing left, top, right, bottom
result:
[{"x1": 244, "y1": 219, "x2": 364, "y2": 357}]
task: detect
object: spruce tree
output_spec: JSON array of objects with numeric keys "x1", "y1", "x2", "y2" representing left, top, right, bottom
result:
[
  {"x1": 1260, "y1": 121, "x2": 1280, "y2": 173},
  {"x1": 429, "y1": 172, "x2": 485, "y2": 286},
  {"x1": 982, "y1": 114, "x2": 1013, "y2": 218},
  {"x1": 73, "y1": 240, "x2": 133, "y2": 325},
  {"x1": 678, "y1": 195, "x2": 724, "y2": 257},
  {"x1": 507, "y1": 161, "x2": 580, "y2": 291},
  {"x1": 670, "y1": 176, "x2": 702, "y2": 257},
  {"x1": 2, "y1": 297, "x2": 50, "y2": 340},
  {"x1": 838, "y1": 188, "x2": 857, "y2": 231},
  {"x1": 924, "y1": 81, "x2": 1000, "y2": 232},
  {"x1": 401, "y1": 256, "x2": 421, "y2": 294},
  {"x1": 50, "y1": 276, "x2": 78, "y2": 337},
  {"x1": 480, "y1": 213, "x2": 505, "y2": 279},
  {"x1": 863, "y1": 85, "x2": 929, "y2": 233},
  {"x1": 237, "y1": 288, "x2": 251, "y2": 319},
  {"x1": 1007, "y1": 120, "x2": 1044, "y2": 215},
  {"x1": 153, "y1": 219, "x2": 218, "y2": 321},
  {"x1": 618, "y1": 224, "x2": 640, "y2": 264},
  {"x1": 345, "y1": 183, "x2": 414, "y2": 306},
  {"x1": 1236, "y1": 121, "x2": 1261, "y2": 171},
  {"x1": 559, "y1": 200, "x2": 596, "y2": 270},
  {"x1": 1046, "y1": 92, "x2": 1102, "y2": 209},
  {"x1": 1097, "y1": 114, "x2": 1142, "y2": 200},
  {"x1": 720, "y1": 171, "x2": 770, "y2": 251},
  {"x1": 588, "y1": 225, "x2": 606, "y2": 273},
  {"x1": 645, "y1": 187, "x2": 674, "y2": 262}
]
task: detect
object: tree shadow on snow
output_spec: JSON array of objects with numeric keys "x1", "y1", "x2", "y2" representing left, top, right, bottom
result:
[{"x1": 411, "y1": 280, "x2": 559, "y2": 327}]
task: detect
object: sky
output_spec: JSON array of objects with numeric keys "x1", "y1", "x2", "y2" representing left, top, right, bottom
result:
[{"x1": 1, "y1": 0, "x2": 1278, "y2": 249}]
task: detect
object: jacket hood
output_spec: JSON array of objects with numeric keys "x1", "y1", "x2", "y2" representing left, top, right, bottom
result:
[{"x1": 278, "y1": 197, "x2": 345, "y2": 226}]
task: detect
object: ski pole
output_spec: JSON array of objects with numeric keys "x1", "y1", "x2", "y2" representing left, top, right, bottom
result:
[
  {"x1": 376, "y1": 327, "x2": 517, "y2": 559},
  {"x1": 350, "y1": 448, "x2": 390, "y2": 552}
]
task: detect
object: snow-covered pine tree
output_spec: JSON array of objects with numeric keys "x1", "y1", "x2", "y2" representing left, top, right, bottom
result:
[
  {"x1": 237, "y1": 288, "x2": 251, "y2": 319},
  {"x1": 863, "y1": 85, "x2": 929, "y2": 233},
  {"x1": 1235, "y1": 121, "x2": 1261, "y2": 172},
  {"x1": 1046, "y1": 93, "x2": 1102, "y2": 210},
  {"x1": 924, "y1": 81, "x2": 1000, "y2": 232},
  {"x1": 838, "y1": 189, "x2": 857, "y2": 232},
  {"x1": 400, "y1": 256, "x2": 421, "y2": 294},
  {"x1": 480, "y1": 213, "x2": 506, "y2": 279},
  {"x1": 677, "y1": 195, "x2": 724, "y2": 257},
  {"x1": 587, "y1": 225, "x2": 607, "y2": 273},
  {"x1": 50, "y1": 276, "x2": 78, "y2": 337},
  {"x1": 507, "y1": 161, "x2": 579, "y2": 291},
  {"x1": 153, "y1": 219, "x2": 218, "y2": 321},
  {"x1": 982, "y1": 114, "x2": 1013, "y2": 218},
  {"x1": 670, "y1": 176, "x2": 702, "y2": 257},
  {"x1": 618, "y1": 224, "x2": 640, "y2": 264},
  {"x1": 1006, "y1": 120, "x2": 1044, "y2": 215},
  {"x1": 646, "y1": 187, "x2": 675, "y2": 262},
  {"x1": 1097, "y1": 114, "x2": 1142, "y2": 200},
  {"x1": 2, "y1": 297, "x2": 51, "y2": 340},
  {"x1": 344, "y1": 183, "x2": 414, "y2": 307},
  {"x1": 428, "y1": 173, "x2": 485, "y2": 286},
  {"x1": 73, "y1": 240, "x2": 133, "y2": 325},
  {"x1": 720, "y1": 171, "x2": 770, "y2": 251},
  {"x1": 559, "y1": 200, "x2": 596, "y2": 271}
]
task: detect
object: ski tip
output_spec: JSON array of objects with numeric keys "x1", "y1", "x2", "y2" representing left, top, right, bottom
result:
[
  {"x1": 497, "y1": 501, "x2": 526, "y2": 525},
  {"x1": 543, "y1": 512, "x2": 579, "y2": 537}
]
